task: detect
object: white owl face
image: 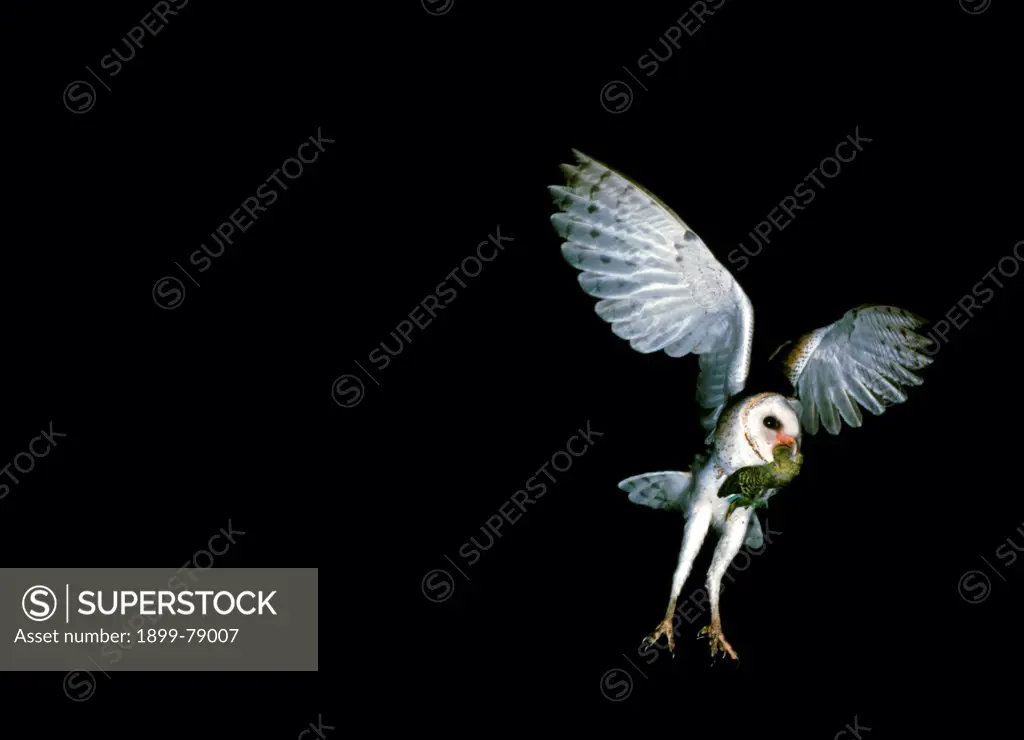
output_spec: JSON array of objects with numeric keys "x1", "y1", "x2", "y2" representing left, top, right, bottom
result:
[
  {"x1": 742, "y1": 394, "x2": 801, "y2": 462},
  {"x1": 713, "y1": 392, "x2": 803, "y2": 470}
]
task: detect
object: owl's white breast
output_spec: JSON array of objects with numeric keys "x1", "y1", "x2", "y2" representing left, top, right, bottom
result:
[{"x1": 688, "y1": 452, "x2": 748, "y2": 531}]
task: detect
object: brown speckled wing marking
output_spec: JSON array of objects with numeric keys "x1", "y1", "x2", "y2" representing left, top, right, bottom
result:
[
  {"x1": 783, "y1": 305, "x2": 934, "y2": 435},
  {"x1": 548, "y1": 149, "x2": 756, "y2": 433},
  {"x1": 783, "y1": 330, "x2": 827, "y2": 385}
]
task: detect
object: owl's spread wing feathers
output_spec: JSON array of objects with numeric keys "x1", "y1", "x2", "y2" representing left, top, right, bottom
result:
[
  {"x1": 549, "y1": 150, "x2": 754, "y2": 431},
  {"x1": 781, "y1": 305, "x2": 933, "y2": 435}
]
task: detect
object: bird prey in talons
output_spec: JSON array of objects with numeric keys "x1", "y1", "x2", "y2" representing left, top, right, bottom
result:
[{"x1": 548, "y1": 150, "x2": 933, "y2": 662}]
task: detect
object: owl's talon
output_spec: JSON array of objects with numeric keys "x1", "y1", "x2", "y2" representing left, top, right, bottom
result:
[
  {"x1": 698, "y1": 621, "x2": 738, "y2": 661},
  {"x1": 642, "y1": 617, "x2": 676, "y2": 653}
]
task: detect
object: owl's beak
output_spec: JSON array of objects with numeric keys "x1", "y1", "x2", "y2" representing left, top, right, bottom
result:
[{"x1": 774, "y1": 431, "x2": 798, "y2": 456}]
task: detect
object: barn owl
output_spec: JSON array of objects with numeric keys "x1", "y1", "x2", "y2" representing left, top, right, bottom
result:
[{"x1": 548, "y1": 150, "x2": 933, "y2": 660}]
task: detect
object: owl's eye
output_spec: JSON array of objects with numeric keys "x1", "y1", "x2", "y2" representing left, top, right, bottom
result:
[{"x1": 763, "y1": 416, "x2": 780, "y2": 430}]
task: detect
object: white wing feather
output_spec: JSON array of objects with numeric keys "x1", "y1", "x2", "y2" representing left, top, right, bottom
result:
[
  {"x1": 783, "y1": 305, "x2": 933, "y2": 435},
  {"x1": 550, "y1": 150, "x2": 754, "y2": 431}
]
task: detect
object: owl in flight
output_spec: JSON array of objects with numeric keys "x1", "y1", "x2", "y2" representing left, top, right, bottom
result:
[{"x1": 548, "y1": 150, "x2": 932, "y2": 660}]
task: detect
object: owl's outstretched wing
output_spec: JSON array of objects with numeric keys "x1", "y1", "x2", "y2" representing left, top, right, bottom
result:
[
  {"x1": 778, "y1": 305, "x2": 934, "y2": 435},
  {"x1": 549, "y1": 150, "x2": 754, "y2": 432}
]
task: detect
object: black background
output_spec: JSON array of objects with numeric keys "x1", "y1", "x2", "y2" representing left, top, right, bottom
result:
[{"x1": 4, "y1": 0, "x2": 1023, "y2": 735}]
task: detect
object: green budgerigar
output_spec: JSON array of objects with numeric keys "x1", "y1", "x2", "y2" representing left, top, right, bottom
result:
[{"x1": 717, "y1": 444, "x2": 803, "y2": 521}]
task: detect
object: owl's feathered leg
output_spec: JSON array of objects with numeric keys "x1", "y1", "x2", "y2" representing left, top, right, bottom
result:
[
  {"x1": 698, "y1": 508, "x2": 751, "y2": 661},
  {"x1": 641, "y1": 504, "x2": 712, "y2": 653}
]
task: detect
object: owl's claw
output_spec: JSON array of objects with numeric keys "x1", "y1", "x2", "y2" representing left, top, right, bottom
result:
[
  {"x1": 725, "y1": 494, "x2": 768, "y2": 521},
  {"x1": 641, "y1": 617, "x2": 676, "y2": 654},
  {"x1": 698, "y1": 620, "x2": 739, "y2": 661},
  {"x1": 725, "y1": 495, "x2": 750, "y2": 521}
]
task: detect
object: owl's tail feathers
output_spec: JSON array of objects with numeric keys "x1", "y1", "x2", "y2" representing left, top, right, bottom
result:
[{"x1": 618, "y1": 471, "x2": 693, "y2": 513}]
